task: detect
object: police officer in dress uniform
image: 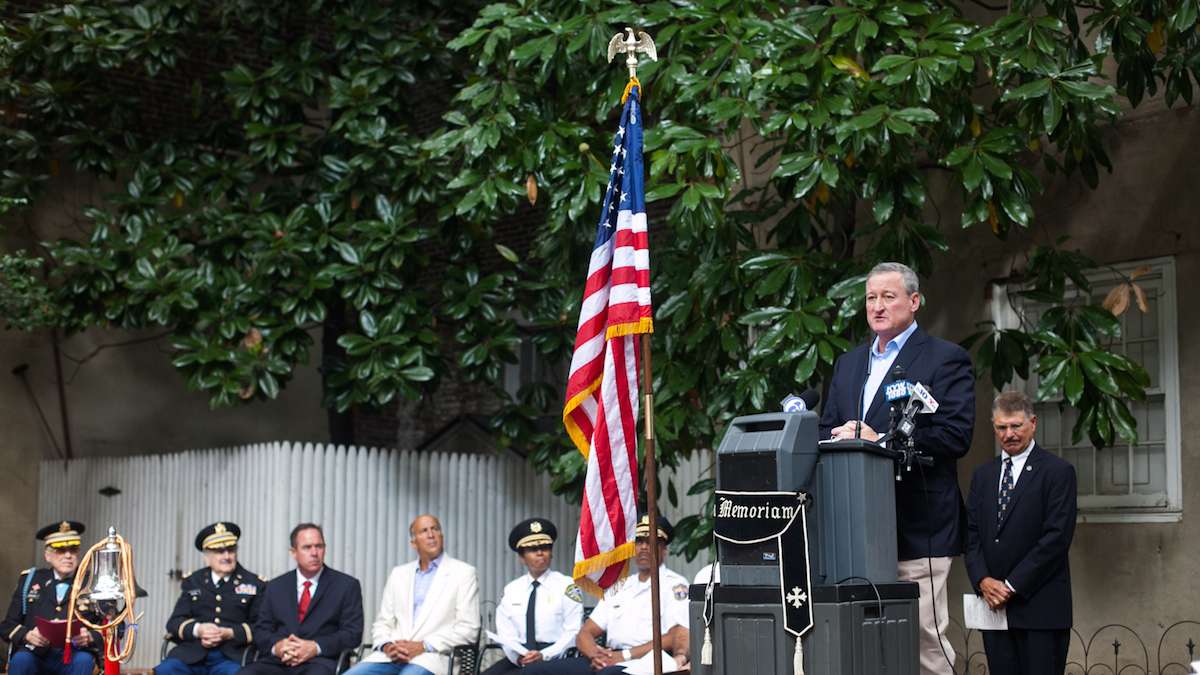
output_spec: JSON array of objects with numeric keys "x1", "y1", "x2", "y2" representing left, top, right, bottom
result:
[
  {"x1": 1, "y1": 522, "x2": 99, "y2": 675},
  {"x1": 481, "y1": 519, "x2": 583, "y2": 674},
  {"x1": 156, "y1": 522, "x2": 266, "y2": 675},
  {"x1": 530, "y1": 514, "x2": 690, "y2": 675}
]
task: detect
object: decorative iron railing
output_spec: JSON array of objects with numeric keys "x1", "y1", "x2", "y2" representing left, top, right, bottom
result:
[{"x1": 951, "y1": 618, "x2": 1200, "y2": 674}]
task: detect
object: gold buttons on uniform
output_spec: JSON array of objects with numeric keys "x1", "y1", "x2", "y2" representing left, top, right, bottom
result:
[
  {"x1": 216, "y1": 595, "x2": 222, "y2": 601},
  {"x1": 215, "y1": 607, "x2": 222, "y2": 613},
  {"x1": 215, "y1": 618, "x2": 221, "y2": 624}
]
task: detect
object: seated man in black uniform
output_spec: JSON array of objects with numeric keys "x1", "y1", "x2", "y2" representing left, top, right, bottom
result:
[
  {"x1": 1, "y1": 522, "x2": 99, "y2": 675},
  {"x1": 157, "y1": 522, "x2": 267, "y2": 675}
]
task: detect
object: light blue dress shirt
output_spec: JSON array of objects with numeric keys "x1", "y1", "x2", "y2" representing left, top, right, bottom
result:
[
  {"x1": 861, "y1": 321, "x2": 920, "y2": 418},
  {"x1": 412, "y1": 554, "x2": 443, "y2": 620}
]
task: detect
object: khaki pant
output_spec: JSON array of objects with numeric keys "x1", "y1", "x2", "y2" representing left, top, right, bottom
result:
[{"x1": 898, "y1": 556, "x2": 955, "y2": 675}]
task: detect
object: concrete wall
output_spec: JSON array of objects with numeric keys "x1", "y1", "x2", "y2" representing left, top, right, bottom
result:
[{"x1": 929, "y1": 104, "x2": 1200, "y2": 656}]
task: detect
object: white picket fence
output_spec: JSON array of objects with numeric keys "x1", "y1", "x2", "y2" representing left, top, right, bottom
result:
[{"x1": 36, "y1": 442, "x2": 712, "y2": 669}]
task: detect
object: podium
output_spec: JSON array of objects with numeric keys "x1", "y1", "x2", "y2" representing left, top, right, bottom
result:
[
  {"x1": 715, "y1": 416, "x2": 900, "y2": 587},
  {"x1": 813, "y1": 437, "x2": 900, "y2": 585},
  {"x1": 692, "y1": 413, "x2": 918, "y2": 675},
  {"x1": 689, "y1": 583, "x2": 919, "y2": 674}
]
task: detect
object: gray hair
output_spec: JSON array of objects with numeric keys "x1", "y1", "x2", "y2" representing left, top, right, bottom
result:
[
  {"x1": 867, "y1": 262, "x2": 920, "y2": 295},
  {"x1": 992, "y1": 391, "x2": 1035, "y2": 418}
]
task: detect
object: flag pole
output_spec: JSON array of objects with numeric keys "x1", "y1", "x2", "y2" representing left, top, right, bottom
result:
[
  {"x1": 608, "y1": 27, "x2": 664, "y2": 675},
  {"x1": 642, "y1": 333, "x2": 664, "y2": 675}
]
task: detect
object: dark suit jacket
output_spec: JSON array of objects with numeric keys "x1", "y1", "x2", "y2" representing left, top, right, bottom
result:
[
  {"x1": 818, "y1": 325, "x2": 976, "y2": 559},
  {"x1": 1, "y1": 568, "x2": 101, "y2": 656},
  {"x1": 965, "y1": 444, "x2": 1077, "y2": 630},
  {"x1": 165, "y1": 564, "x2": 266, "y2": 664},
  {"x1": 252, "y1": 566, "x2": 364, "y2": 667}
]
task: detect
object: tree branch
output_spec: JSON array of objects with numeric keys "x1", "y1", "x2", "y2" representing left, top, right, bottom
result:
[
  {"x1": 62, "y1": 330, "x2": 174, "y2": 383},
  {"x1": 963, "y1": 0, "x2": 1009, "y2": 10}
]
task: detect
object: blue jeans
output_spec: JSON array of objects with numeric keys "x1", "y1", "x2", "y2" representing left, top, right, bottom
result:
[
  {"x1": 9, "y1": 647, "x2": 96, "y2": 675},
  {"x1": 341, "y1": 661, "x2": 433, "y2": 675},
  {"x1": 156, "y1": 650, "x2": 242, "y2": 675}
]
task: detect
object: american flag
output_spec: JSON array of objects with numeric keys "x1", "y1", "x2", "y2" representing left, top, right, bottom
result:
[{"x1": 563, "y1": 84, "x2": 653, "y2": 596}]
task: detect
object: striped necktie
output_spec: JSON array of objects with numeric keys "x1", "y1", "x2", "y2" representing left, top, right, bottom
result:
[{"x1": 998, "y1": 458, "x2": 1014, "y2": 525}]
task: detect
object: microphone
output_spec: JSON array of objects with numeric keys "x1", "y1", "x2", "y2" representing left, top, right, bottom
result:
[
  {"x1": 885, "y1": 364, "x2": 911, "y2": 406},
  {"x1": 895, "y1": 381, "x2": 937, "y2": 438},
  {"x1": 885, "y1": 364, "x2": 910, "y2": 436},
  {"x1": 909, "y1": 382, "x2": 939, "y2": 413},
  {"x1": 781, "y1": 389, "x2": 820, "y2": 413},
  {"x1": 855, "y1": 353, "x2": 872, "y2": 440}
]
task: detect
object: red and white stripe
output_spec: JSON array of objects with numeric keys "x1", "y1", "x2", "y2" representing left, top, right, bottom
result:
[{"x1": 564, "y1": 207, "x2": 652, "y2": 595}]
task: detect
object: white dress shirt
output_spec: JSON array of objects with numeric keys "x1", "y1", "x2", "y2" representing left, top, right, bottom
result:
[
  {"x1": 296, "y1": 567, "x2": 323, "y2": 600},
  {"x1": 999, "y1": 440, "x2": 1035, "y2": 490},
  {"x1": 295, "y1": 568, "x2": 324, "y2": 654},
  {"x1": 998, "y1": 440, "x2": 1034, "y2": 594},
  {"x1": 587, "y1": 566, "x2": 690, "y2": 650},
  {"x1": 494, "y1": 569, "x2": 583, "y2": 664}
]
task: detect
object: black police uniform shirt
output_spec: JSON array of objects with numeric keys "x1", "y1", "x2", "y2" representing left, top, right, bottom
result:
[
  {"x1": 164, "y1": 564, "x2": 266, "y2": 664},
  {"x1": 1, "y1": 567, "x2": 100, "y2": 656}
]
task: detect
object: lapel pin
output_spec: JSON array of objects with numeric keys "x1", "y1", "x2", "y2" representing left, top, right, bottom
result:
[{"x1": 1026, "y1": 466, "x2": 1033, "y2": 472}]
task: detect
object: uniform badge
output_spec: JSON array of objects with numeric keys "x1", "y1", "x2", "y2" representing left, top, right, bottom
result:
[
  {"x1": 27, "y1": 583, "x2": 41, "y2": 602},
  {"x1": 673, "y1": 584, "x2": 688, "y2": 601},
  {"x1": 564, "y1": 584, "x2": 583, "y2": 604},
  {"x1": 187, "y1": 589, "x2": 202, "y2": 600},
  {"x1": 235, "y1": 584, "x2": 258, "y2": 596}
]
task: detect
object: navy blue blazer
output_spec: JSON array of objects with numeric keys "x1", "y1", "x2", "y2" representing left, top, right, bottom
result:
[
  {"x1": 818, "y1": 325, "x2": 976, "y2": 559},
  {"x1": 965, "y1": 444, "x2": 1077, "y2": 630},
  {"x1": 252, "y1": 566, "x2": 364, "y2": 665}
]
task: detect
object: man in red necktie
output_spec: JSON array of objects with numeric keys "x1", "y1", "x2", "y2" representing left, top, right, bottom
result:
[{"x1": 237, "y1": 524, "x2": 364, "y2": 675}]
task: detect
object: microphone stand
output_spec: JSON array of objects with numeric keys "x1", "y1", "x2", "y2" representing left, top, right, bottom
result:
[{"x1": 881, "y1": 399, "x2": 932, "y2": 481}]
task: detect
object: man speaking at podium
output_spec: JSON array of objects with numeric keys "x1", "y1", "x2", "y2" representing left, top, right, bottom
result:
[{"x1": 818, "y1": 262, "x2": 976, "y2": 675}]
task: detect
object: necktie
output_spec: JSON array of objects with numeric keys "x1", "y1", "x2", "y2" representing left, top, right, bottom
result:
[
  {"x1": 298, "y1": 580, "x2": 312, "y2": 622},
  {"x1": 998, "y1": 458, "x2": 1014, "y2": 525},
  {"x1": 525, "y1": 580, "x2": 540, "y2": 648}
]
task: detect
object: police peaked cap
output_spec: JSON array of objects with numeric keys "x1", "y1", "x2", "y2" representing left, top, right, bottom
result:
[
  {"x1": 635, "y1": 513, "x2": 673, "y2": 543},
  {"x1": 509, "y1": 517, "x2": 557, "y2": 552}
]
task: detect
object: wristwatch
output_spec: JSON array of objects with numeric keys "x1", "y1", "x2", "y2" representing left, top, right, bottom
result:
[{"x1": 621, "y1": 648, "x2": 632, "y2": 660}]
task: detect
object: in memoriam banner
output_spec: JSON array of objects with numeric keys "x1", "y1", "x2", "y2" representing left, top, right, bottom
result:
[{"x1": 713, "y1": 490, "x2": 814, "y2": 637}]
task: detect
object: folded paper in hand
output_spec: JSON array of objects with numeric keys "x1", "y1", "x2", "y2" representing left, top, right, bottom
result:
[
  {"x1": 35, "y1": 617, "x2": 84, "y2": 645},
  {"x1": 962, "y1": 594, "x2": 1008, "y2": 631}
]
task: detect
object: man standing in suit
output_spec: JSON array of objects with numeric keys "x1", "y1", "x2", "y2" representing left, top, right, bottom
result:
[
  {"x1": 819, "y1": 261, "x2": 976, "y2": 675},
  {"x1": 238, "y1": 524, "x2": 364, "y2": 675},
  {"x1": 158, "y1": 522, "x2": 266, "y2": 675},
  {"x1": 1, "y1": 522, "x2": 99, "y2": 675},
  {"x1": 481, "y1": 518, "x2": 582, "y2": 674},
  {"x1": 966, "y1": 392, "x2": 1077, "y2": 675},
  {"x1": 344, "y1": 514, "x2": 479, "y2": 675}
]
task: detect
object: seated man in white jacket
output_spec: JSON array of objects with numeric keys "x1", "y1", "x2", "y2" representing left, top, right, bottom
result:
[
  {"x1": 481, "y1": 518, "x2": 583, "y2": 674},
  {"x1": 344, "y1": 515, "x2": 480, "y2": 675}
]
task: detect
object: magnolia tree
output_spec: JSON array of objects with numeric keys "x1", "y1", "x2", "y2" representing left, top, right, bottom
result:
[{"x1": 2, "y1": 0, "x2": 1184, "y2": 556}]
